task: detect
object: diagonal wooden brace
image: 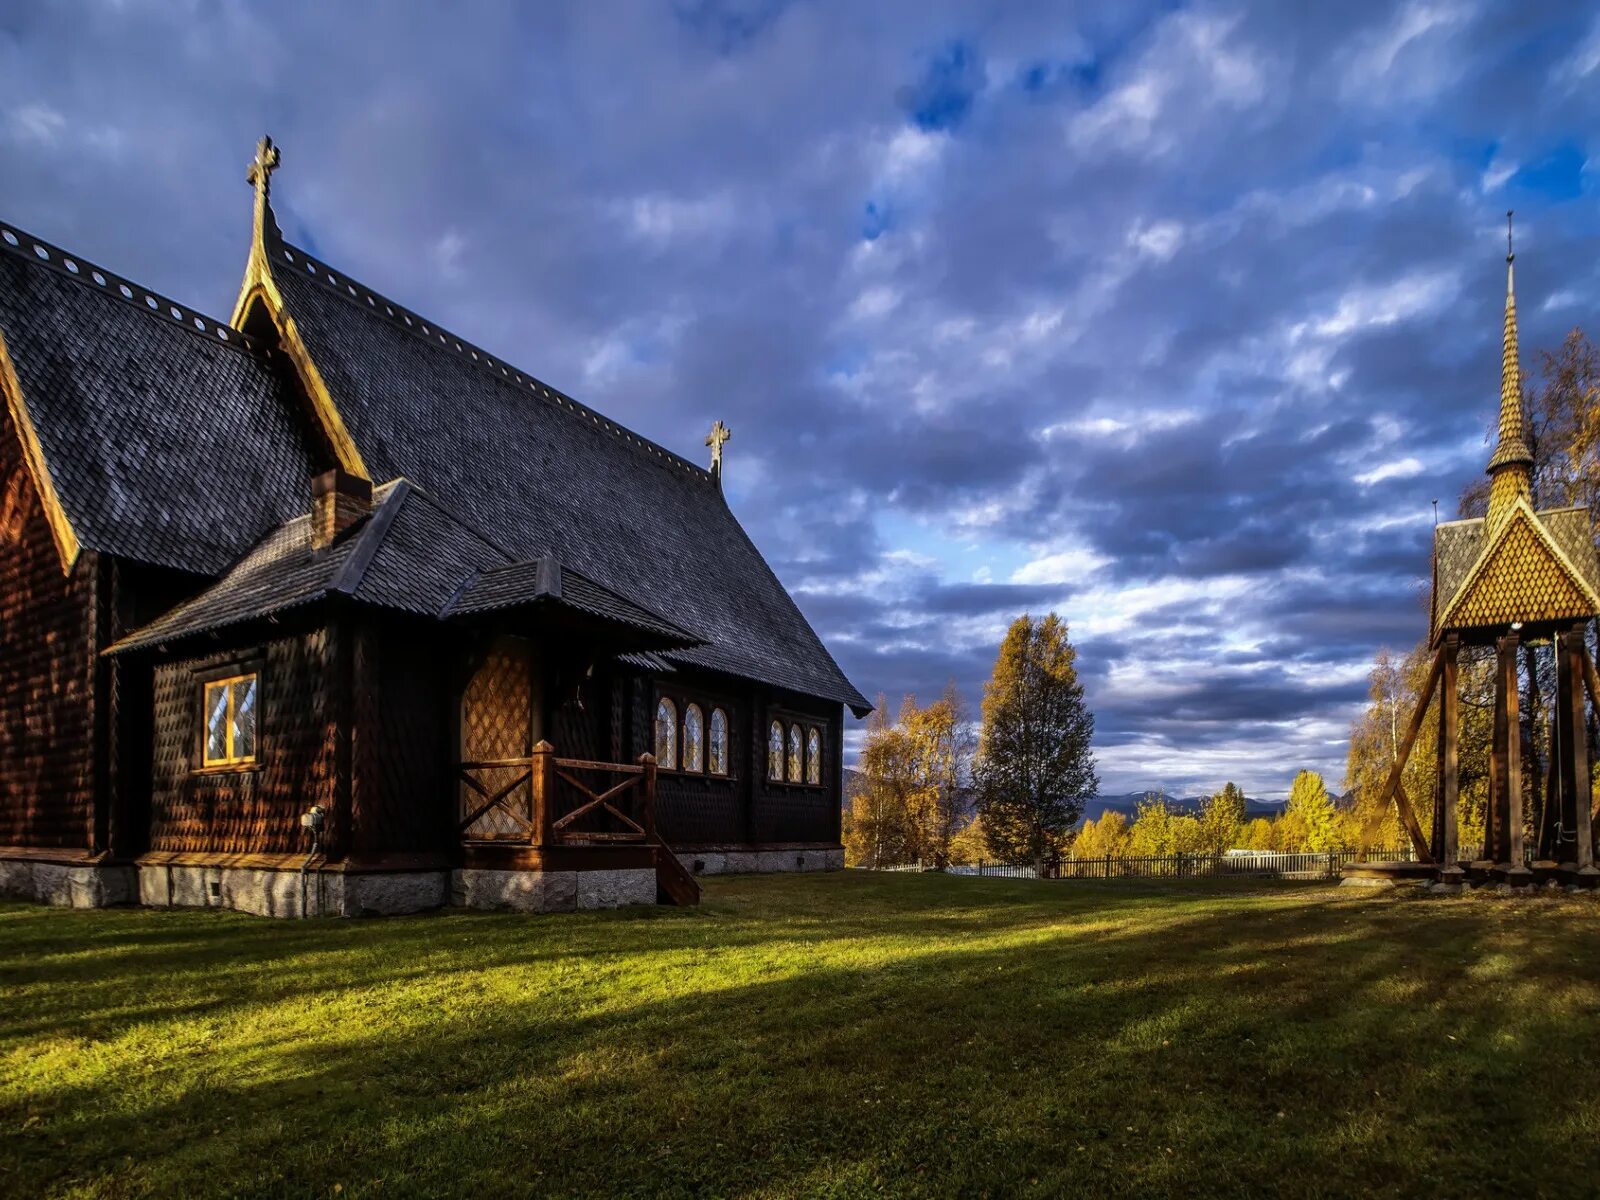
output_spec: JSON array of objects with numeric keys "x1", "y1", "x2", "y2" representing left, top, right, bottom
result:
[
  {"x1": 458, "y1": 769, "x2": 533, "y2": 833},
  {"x1": 1581, "y1": 643, "x2": 1600, "y2": 720},
  {"x1": 1378, "y1": 648, "x2": 1443, "y2": 862},
  {"x1": 552, "y1": 772, "x2": 641, "y2": 832}
]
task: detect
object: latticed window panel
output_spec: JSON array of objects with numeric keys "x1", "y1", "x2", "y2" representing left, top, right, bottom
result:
[
  {"x1": 205, "y1": 684, "x2": 228, "y2": 763},
  {"x1": 1448, "y1": 513, "x2": 1597, "y2": 630},
  {"x1": 768, "y1": 720, "x2": 784, "y2": 781},
  {"x1": 459, "y1": 641, "x2": 533, "y2": 839},
  {"x1": 656, "y1": 698, "x2": 678, "y2": 769},
  {"x1": 787, "y1": 724, "x2": 803, "y2": 783},
  {"x1": 682, "y1": 703, "x2": 704, "y2": 772},
  {"x1": 202, "y1": 674, "x2": 258, "y2": 767},
  {"x1": 806, "y1": 727, "x2": 821, "y2": 784},
  {"x1": 708, "y1": 708, "x2": 729, "y2": 776}
]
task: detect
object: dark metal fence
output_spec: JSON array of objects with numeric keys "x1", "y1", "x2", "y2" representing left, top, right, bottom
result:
[{"x1": 862, "y1": 845, "x2": 1490, "y2": 883}]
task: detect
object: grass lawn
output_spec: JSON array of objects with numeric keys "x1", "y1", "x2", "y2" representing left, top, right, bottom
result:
[{"x1": 5, "y1": 874, "x2": 1600, "y2": 1198}]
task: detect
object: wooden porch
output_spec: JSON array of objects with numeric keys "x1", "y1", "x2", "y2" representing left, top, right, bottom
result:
[{"x1": 458, "y1": 741, "x2": 700, "y2": 905}]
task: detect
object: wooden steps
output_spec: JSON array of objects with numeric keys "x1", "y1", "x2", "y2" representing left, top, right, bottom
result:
[{"x1": 653, "y1": 844, "x2": 701, "y2": 907}]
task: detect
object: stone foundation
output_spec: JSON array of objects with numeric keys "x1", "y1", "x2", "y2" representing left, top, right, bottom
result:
[
  {"x1": 452, "y1": 867, "x2": 655, "y2": 913},
  {"x1": 677, "y1": 847, "x2": 844, "y2": 876},
  {"x1": 4, "y1": 845, "x2": 837, "y2": 917},
  {"x1": 345, "y1": 871, "x2": 450, "y2": 916},
  {"x1": 0, "y1": 859, "x2": 135, "y2": 908},
  {"x1": 137, "y1": 864, "x2": 448, "y2": 918}
]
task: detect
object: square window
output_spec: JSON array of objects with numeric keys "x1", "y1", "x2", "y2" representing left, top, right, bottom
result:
[{"x1": 202, "y1": 674, "x2": 260, "y2": 767}]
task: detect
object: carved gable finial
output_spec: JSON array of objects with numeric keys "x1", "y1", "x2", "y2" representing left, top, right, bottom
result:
[
  {"x1": 706, "y1": 419, "x2": 731, "y2": 483},
  {"x1": 247, "y1": 135, "x2": 280, "y2": 198}
]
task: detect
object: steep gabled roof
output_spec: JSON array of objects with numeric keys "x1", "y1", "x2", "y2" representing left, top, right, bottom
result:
[
  {"x1": 109, "y1": 479, "x2": 700, "y2": 655},
  {"x1": 1432, "y1": 502, "x2": 1600, "y2": 640},
  {"x1": 0, "y1": 221, "x2": 317, "y2": 575},
  {"x1": 252, "y1": 228, "x2": 868, "y2": 712}
]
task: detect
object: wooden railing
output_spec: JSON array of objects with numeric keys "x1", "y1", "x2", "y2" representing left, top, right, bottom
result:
[
  {"x1": 549, "y1": 752, "x2": 657, "y2": 845},
  {"x1": 458, "y1": 741, "x2": 658, "y2": 846}
]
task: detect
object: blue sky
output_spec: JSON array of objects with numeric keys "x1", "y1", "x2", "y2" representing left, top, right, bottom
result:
[{"x1": 2, "y1": 1, "x2": 1598, "y2": 796}]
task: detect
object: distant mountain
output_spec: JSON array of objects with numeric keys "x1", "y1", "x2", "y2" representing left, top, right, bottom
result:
[
  {"x1": 843, "y1": 774, "x2": 1290, "y2": 828},
  {"x1": 844, "y1": 767, "x2": 867, "y2": 801},
  {"x1": 1076, "y1": 791, "x2": 1286, "y2": 827}
]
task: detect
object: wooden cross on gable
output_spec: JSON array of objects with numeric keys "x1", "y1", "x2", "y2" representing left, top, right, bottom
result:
[
  {"x1": 706, "y1": 420, "x2": 731, "y2": 479},
  {"x1": 247, "y1": 135, "x2": 280, "y2": 197}
]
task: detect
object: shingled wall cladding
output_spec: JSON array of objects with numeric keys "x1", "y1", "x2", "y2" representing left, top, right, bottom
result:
[
  {"x1": 749, "y1": 694, "x2": 842, "y2": 845},
  {"x1": 0, "y1": 409, "x2": 98, "y2": 849},
  {"x1": 351, "y1": 620, "x2": 451, "y2": 858},
  {"x1": 148, "y1": 630, "x2": 338, "y2": 856},
  {"x1": 639, "y1": 666, "x2": 843, "y2": 848}
]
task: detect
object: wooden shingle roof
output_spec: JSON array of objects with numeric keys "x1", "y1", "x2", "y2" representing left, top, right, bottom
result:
[
  {"x1": 109, "y1": 480, "x2": 700, "y2": 654},
  {"x1": 260, "y1": 229, "x2": 868, "y2": 712},
  {"x1": 0, "y1": 222, "x2": 316, "y2": 576},
  {"x1": 1431, "y1": 506, "x2": 1600, "y2": 641}
]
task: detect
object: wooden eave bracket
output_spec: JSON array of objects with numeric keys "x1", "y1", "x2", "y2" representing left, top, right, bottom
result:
[{"x1": 0, "y1": 326, "x2": 80, "y2": 573}]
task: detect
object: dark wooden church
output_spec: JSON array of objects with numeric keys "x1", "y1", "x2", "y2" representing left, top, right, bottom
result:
[{"x1": 0, "y1": 138, "x2": 869, "y2": 916}]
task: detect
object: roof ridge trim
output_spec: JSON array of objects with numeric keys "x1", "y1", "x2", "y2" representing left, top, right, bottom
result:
[
  {"x1": 0, "y1": 220, "x2": 262, "y2": 354},
  {"x1": 400, "y1": 482, "x2": 517, "y2": 561},
  {"x1": 438, "y1": 567, "x2": 484, "y2": 618},
  {"x1": 0, "y1": 324, "x2": 80, "y2": 571},
  {"x1": 330, "y1": 478, "x2": 412, "y2": 597},
  {"x1": 273, "y1": 238, "x2": 715, "y2": 483}
]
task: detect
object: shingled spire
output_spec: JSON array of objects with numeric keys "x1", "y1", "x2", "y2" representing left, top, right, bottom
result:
[{"x1": 1486, "y1": 211, "x2": 1532, "y2": 525}]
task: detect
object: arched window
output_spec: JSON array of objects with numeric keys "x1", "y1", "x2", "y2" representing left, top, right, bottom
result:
[
  {"x1": 768, "y1": 721, "x2": 784, "y2": 781},
  {"x1": 655, "y1": 698, "x2": 678, "y2": 769},
  {"x1": 709, "y1": 708, "x2": 729, "y2": 776},
  {"x1": 683, "y1": 704, "x2": 704, "y2": 773},
  {"x1": 787, "y1": 724, "x2": 803, "y2": 782},
  {"x1": 806, "y1": 727, "x2": 822, "y2": 785}
]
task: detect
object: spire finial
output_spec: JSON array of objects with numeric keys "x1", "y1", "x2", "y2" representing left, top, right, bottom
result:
[
  {"x1": 1506, "y1": 209, "x2": 1514, "y2": 264},
  {"x1": 706, "y1": 419, "x2": 731, "y2": 484}
]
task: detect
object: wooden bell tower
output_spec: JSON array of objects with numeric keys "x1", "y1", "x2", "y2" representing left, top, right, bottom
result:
[{"x1": 1367, "y1": 218, "x2": 1600, "y2": 889}]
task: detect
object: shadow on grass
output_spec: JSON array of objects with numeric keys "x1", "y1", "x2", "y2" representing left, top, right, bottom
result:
[{"x1": 4, "y1": 875, "x2": 1599, "y2": 1198}]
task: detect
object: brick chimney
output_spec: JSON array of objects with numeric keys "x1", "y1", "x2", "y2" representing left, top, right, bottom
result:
[{"x1": 310, "y1": 468, "x2": 372, "y2": 549}]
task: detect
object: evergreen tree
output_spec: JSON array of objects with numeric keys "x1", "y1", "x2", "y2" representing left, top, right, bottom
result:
[{"x1": 974, "y1": 614, "x2": 1098, "y2": 864}]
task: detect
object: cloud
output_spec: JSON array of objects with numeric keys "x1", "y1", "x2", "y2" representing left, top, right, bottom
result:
[
  {"x1": 1010, "y1": 546, "x2": 1110, "y2": 586},
  {"x1": 1067, "y1": 12, "x2": 1267, "y2": 157},
  {"x1": 1338, "y1": 1, "x2": 1468, "y2": 102},
  {"x1": 1355, "y1": 458, "x2": 1425, "y2": 486},
  {"x1": 1554, "y1": 12, "x2": 1600, "y2": 86},
  {"x1": 1128, "y1": 219, "x2": 1183, "y2": 261},
  {"x1": 7, "y1": 103, "x2": 65, "y2": 144},
  {"x1": 618, "y1": 192, "x2": 742, "y2": 245}
]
